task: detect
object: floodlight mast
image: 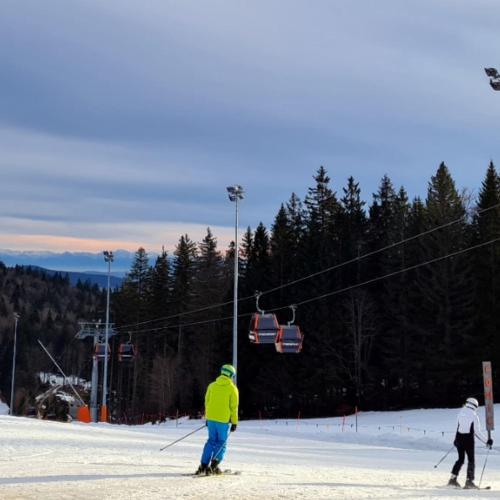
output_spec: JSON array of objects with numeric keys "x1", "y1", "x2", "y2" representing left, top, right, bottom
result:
[
  {"x1": 9, "y1": 313, "x2": 20, "y2": 415},
  {"x1": 101, "y1": 250, "x2": 114, "y2": 422},
  {"x1": 226, "y1": 185, "x2": 244, "y2": 382}
]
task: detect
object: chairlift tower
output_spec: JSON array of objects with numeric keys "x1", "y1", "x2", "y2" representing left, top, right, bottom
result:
[{"x1": 76, "y1": 321, "x2": 115, "y2": 422}]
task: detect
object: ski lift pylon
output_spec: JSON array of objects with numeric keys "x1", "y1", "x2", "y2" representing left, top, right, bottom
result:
[{"x1": 248, "y1": 291, "x2": 280, "y2": 344}]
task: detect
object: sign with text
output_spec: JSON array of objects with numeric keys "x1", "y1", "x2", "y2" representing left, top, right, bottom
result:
[{"x1": 483, "y1": 361, "x2": 495, "y2": 431}]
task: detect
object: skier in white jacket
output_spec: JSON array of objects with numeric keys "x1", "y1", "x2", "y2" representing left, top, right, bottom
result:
[{"x1": 448, "y1": 397, "x2": 493, "y2": 489}]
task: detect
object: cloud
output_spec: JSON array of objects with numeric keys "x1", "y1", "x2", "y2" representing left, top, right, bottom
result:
[
  {"x1": 1, "y1": 1, "x2": 500, "y2": 252},
  {"x1": 0, "y1": 216, "x2": 235, "y2": 254}
]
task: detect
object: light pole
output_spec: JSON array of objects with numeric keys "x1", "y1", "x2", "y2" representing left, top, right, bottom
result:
[
  {"x1": 9, "y1": 313, "x2": 19, "y2": 416},
  {"x1": 226, "y1": 185, "x2": 244, "y2": 382},
  {"x1": 101, "y1": 250, "x2": 114, "y2": 422}
]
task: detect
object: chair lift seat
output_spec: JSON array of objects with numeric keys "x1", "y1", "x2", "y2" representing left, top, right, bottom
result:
[
  {"x1": 249, "y1": 313, "x2": 280, "y2": 344},
  {"x1": 275, "y1": 325, "x2": 303, "y2": 353}
]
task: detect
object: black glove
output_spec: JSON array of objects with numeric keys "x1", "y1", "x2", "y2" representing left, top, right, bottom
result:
[
  {"x1": 487, "y1": 438, "x2": 493, "y2": 448},
  {"x1": 453, "y1": 438, "x2": 458, "y2": 447},
  {"x1": 230, "y1": 423, "x2": 237, "y2": 432}
]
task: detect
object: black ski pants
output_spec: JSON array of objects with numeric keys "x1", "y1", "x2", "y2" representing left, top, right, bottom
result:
[{"x1": 451, "y1": 432, "x2": 475, "y2": 481}]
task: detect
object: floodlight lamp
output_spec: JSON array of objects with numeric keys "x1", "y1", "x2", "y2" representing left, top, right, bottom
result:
[
  {"x1": 485, "y1": 67, "x2": 499, "y2": 78},
  {"x1": 226, "y1": 185, "x2": 244, "y2": 201},
  {"x1": 103, "y1": 250, "x2": 114, "y2": 262},
  {"x1": 491, "y1": 80, "x2": 500, "y2": 91}
]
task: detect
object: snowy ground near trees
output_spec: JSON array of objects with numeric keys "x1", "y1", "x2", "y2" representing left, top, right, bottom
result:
[
  {"x1": 0, "y1": 401, "x2": 8, "y2": 415},
  {"x1": 1, "y1": 407, "x2": 500, "y2": 499}
]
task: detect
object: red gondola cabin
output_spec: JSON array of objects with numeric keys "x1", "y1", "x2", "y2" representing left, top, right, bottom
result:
[
  {"x1": 94, "y1": 343, "x2": 111, "y2": 360},
  {"x1": 274, "y1": 325, "x2": 303, "y2": 353},
  {"x1": 118, "y1": 342, "x2": 137, "y2": 362},
  {"x1": 249, "y1": 313, "x2": 280, "y2": 344}
]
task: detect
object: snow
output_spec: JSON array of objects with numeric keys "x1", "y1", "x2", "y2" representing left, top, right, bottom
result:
[
  {"x1": 0, "y1": 400, "x2": 8, "y2": 415},
  {"x1": 1, "y1": 407, "x2": 499, "y2": 499},
  {"x1": 39, "y1": 371, "x2": 91, "y2": 390}
]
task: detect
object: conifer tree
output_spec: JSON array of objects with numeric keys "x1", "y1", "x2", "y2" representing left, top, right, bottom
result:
[
  {"x1": 338, "y1": 176, "x2": 367, "y2": 284},
  {"x1": 472, "y1": 162, "x2": 500, "y2": 370},
  {"x1": 417, "y1": 162, "x2": 473, "y2": 404},
  {"x1": 148, "y1": 247, "x2": 170, "y2": 320},
  {"x1": 304, "y1": 166, "x2": 340, "y2": 269},
  {"x1": 114, "y1": 247, "x2": 152, "y2": 411},
  {"x1": 245, "y1": 222, "x2": 272, "y2": 293},
  {"x1": 190, "y1": 228, "x2": 227, "y2": 402},
  {"x1": 171, "y1": 234, "x2": 198, "y2": 410},
  {"x1": 142, "y1": 247, "x2": 172, "y2": 412}
]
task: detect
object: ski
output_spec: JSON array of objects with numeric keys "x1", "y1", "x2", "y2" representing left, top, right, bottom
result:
[
  {"x1": 444, "y1": 483, "x2": 491, "y2": 490},
  {"x1": 459, "y1": 486, "x2": 491, "y2": 490},
  {"x1": 190, "y1": 469, "x2": 241, "y2": 477}
]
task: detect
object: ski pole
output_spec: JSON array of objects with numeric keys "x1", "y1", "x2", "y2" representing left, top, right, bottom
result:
[
  {"x1": 475, "y1": 433, "x2": 487, "y2": 445},
  {"x1": 159, "y1": 424, "x2": 206, "y2": 451},
  {"x1": 211, "y1": 430, "x2": 232, "y2": 462},
  {"x1": 479, "y1": 447, "x2": 490, "y2": 488},
  {"x1": 433, "y1": 445, "x2": 454, "y2": 469}
]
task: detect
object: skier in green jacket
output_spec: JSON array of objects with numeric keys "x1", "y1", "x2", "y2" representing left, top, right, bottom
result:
[{"x1": 195, "y1": 364, "x2": 239, "y2": 475}]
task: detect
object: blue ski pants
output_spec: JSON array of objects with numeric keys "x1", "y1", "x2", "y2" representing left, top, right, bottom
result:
[{"x1": 201, "y1": 420, "x2": 230, "y2": 465}]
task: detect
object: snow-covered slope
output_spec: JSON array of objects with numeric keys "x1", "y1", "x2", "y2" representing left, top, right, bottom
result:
[
  {"x1": 1, "y1": 407, "x2": 499, "y2": 499},
  {"x1": 0, "y1": 401, "x2": 8, "y2": 415}
]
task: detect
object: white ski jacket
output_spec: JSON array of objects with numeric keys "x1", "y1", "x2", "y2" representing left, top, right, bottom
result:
[{"x1": 456, "y1": 406, "x2": 486, "y2": 441}]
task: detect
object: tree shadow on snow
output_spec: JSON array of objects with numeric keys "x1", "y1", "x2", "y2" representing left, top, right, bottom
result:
[
  {"x1": 0, "y1": 472, "x2": 182, "y2": 485},
  {"x1": 284, "y1": 482, "x2": 478, "y2": 497}
]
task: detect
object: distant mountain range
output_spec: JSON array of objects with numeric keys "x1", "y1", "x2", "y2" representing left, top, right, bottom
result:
[
  {"x1": 0, "y1": 249, "x2": 139, "y2": 274},
  {"x1": 0, "y1": 249, "x2": 150, "y2": 288},
  {"x1": 26, "y1": 265, "x2": 125, "y2": 288}
]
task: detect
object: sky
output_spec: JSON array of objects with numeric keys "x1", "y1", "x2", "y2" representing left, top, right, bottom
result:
[{"x1": 1, "y1": 0, "x2": 500, "y2": 256}]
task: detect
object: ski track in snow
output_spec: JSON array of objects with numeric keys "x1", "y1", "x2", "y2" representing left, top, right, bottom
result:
[{"x1": 1, "y1": 407, "x2": 500, "y2": 499}]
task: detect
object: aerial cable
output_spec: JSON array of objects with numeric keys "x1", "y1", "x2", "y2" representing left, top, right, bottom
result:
[
  {"x1": 124, "y1": 235, "x2": 500, "y2": 336},
  {"x1": 114, "y1": 201, "x2": 500, "y2": 332},
  {"x1": 114, "y1": 297, "x2": 237, "y2": 331},
  {"x1": 277, "y1": 235, "x2": 500, "y2": 310},
  {"x1": 257, "y1": 201, "x2": 500, "y2": 299}
]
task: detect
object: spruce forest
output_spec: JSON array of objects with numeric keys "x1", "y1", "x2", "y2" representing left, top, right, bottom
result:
[{"x1": 1, "y1": 162, "x2": 500, "y2": 421}]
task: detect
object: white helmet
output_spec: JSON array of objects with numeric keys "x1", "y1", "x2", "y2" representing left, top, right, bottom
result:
[{"x1": 465, "y1": 397, "x2": 479, "y2": 410}]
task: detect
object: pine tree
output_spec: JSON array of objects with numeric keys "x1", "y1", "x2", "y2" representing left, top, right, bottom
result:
[
  {"x1": 172, "y1": 235, "x2": 198, "y2": 316},
  {"x1": 245, "y1": 222, "x2": 272, "y2": 293},
  {"x1": 117, "y1": 247, "x2": 151, "y2": 325},
  {"x1": 113, "y1": 247, "x2": 152, "y2": 412},
  {"x1": 148, "y1": 247, "x2": 170, "y2": 320},
  {"x1": 171, "y1": 234, "x2": 198, "y2": 411},
  {"x1": 374, "y1": 186, "x2": 414, "y2": 407},
  {"x1": 190, "y1": 228, "x2": 227, "y2": 404},
  {"x1": 338, "y1": 176, "x2": 367, "y2": 284},
  {"x1": 417, "y1": 162, "x2": 474, "y2": 404},
  {"x1": 304, "y1": 167, "x2": 341, "y2": 269},
  {"x1": 270, "y1": 205, "x2": 292, "y2": 293},
  {"x1": 472, "y1": 162, "x2": 500, "y2": 372},
  {"x1": 334, "y1": 176, "x2": 377, "y2": 406}
]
